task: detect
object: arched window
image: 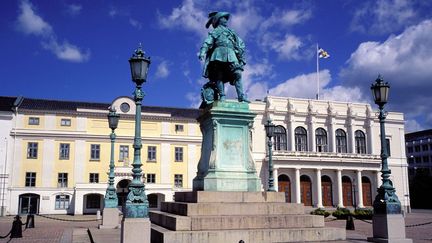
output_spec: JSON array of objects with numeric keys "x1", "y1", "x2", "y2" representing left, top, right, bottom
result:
[
  {"x1": 295, "y1": 127, "x2": 308, "y2": 151},
  {"x1": 355, "y1": 130, "x2": 367, "y2": 154},
  {"x1": 273, "y1": 125, "x2": 287, "y2": 151},
  {"x1": 315, "y1": 128, "x2": 328, "y2": 152},
  {"x1": 335, "y1": 129, "x2": 347, "y2": 153}
]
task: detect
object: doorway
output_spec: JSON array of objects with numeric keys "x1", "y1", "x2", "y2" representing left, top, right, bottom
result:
[
  {"x1": 19, "y1": 193, "x2": 40, "y2": 214},
  {"x1": 342, "y1": 176, "x2": 353, "y2": 206},
  {"x1": 278, "y1": 174, "x2": 291, "y2": 202},
  {"x1": 321, "y1": 176, "x2": 333, "y2": 207},
  {"x1": 300, "y1": 175, "x2": 312, "y2": 206}
]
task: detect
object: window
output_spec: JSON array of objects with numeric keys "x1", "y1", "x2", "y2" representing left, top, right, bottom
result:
[
  {"x1": 415, "y1": 157, "x2": 421, "y2": 163},
  {"x1": 55, "y1": 195, "x2": 70, "y2": 209},
  {"x1": 175, "y1": 147, "x2": 183, "y2": 162},
  {"x1": 58, "y1": 173, "x2": 68, "y2": 187},
  {"x1": 408, "y1": 157, "x2": 414, "y2": 164},
  {"x1": 422, "y1": 144, "x2": 429, "y2": 151},
  {"x1": 273, "y1": 125, "x2": 287, "y2": 151},
  {"x1": 295, "y1": 127, "x2": 308, "y2": 151},
  {"x1": 146, "y1": 173, "x2": 156, "y2": 183},
  {"x1": 415, "y1": 145, "x2": 420, "y2": 152},
  {"x1": 119, "y1": 145, "x2": 129, "y2": 161},
  {"x1": 27, "y1": 142, "x2": 38, "y2": 159},
  {"x1": 407, "y1": 146, "x2": 413, "y2": 153},
  {"x1": 60, "y1": 119, "x2": 71, "y2": 126},
  {"x1": 175, "y1": 124, "x2": 184, "y2": 132},
  {"x1": 25, "y1": 172, "x2": 36, "y2": 187},
  {"x1": 28, "y1": 117, "x2": 40, "y2": 125},
  {"x1": 90, "y1": 144, "x2": 100, "y2": 160},
  {"x1": 174, "y1": 174, "x2": 183, "y2": 188},
  {"x1": 386, "y1": 139, "x2": 391, "y2": 157},
  {"x1": 147, "y1": 146, "x2": 156, "y2": 161},
  {"x1": 86, "y1": 194, "x2": 101, "y2": 209},
  {"x1": 335, "y1": 129, "x2": 347, "y2": 153},
  {"x1": 59, "y1": 143, "x2": 70, "y2": 159},
  {"x1": 355, "y1": 130, "x2": 367, "y2": 154},
  {"x1": 89, "y1": 173, "x2": 99, "y2": 183},
  {"x1": 423, "y1": 156, "x2": 430, "y2": 163},
  {"x1": 315, "y1": 128, "x2": 328, "y2": 152}
]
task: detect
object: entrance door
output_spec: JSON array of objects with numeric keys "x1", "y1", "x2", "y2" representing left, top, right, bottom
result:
[
  {"x1": 19, "y1": 194, "x2": 40, "y2": 214},
  {"x1": 278, "y1": 175, "x2": 291, "y2": 203},
  {"x1": 117, "y1": 179, "x2": 130, "y2": 210},
  {"x1": 362, "y1": 177, "x2": 372, "y2": 206},
  {"x1": 300, "y1": 175, "x2": 312, "y2": 206},
  {"x1": 342, "y1": 176, "x2": 353, "y2": 206},
  {"x1": 321, "y1": 176, "x2": 333, "y2": 207}
]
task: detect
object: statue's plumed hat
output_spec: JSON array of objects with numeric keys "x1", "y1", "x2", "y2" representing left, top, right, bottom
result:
[{"x1": 205, "y1": 11, "x2": 230, "y2": 28}]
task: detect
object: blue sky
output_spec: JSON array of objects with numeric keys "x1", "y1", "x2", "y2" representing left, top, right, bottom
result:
[{"x1": 1, "y1": 0, "x2": 432, "y2": 132}]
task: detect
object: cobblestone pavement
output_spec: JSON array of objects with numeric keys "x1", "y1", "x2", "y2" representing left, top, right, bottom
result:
[
  {"x1": 0, "y1": 210, "x2": 431, "y2": 242},
  {"x1": 0, "y1": 215, "x2": 100, "y2": 243}
]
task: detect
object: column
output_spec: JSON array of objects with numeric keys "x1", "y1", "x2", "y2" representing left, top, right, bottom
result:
[
  {"x1": 337, "y1": 169, "x2": 343, "y2": 207},
  {"x1": 366, "y1": 121, "x2": 374, "y2": 154},
  {"x1": 316, "y1": 169, "x2": 323, "y2": 208},
  {"x1": 356, "y1": 170, "x2": 364, "y2": 208},
  {"x1": 288, "y1": 118, "x2": 295, "y2": 151},
  {"x1": 348, "y1": 122, "x2": 355, "y2": 153},
  {"x1": 295, "y1": 168, "x2": 301, "y2": 203},
  {"x1": 329, "y1": 123, "x2": 336, "y2": 153},
  {"x1": 274, "y1": 168, "x2": 279, "y2": 191},
  {"x1": 309, "y1": 121, "x2": 316, "y2": 152}
]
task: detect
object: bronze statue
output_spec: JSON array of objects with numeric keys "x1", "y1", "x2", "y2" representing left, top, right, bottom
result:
[{"x1": 199, "y1": 11, "x2": 249, "y2": 107}]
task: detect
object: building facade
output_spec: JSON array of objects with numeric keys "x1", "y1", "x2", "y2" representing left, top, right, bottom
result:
[
  {"x1": 0, "y1": 95, "x2": 411, "y2": 215},
  {"x1": 405, "y1": 129, "x2": 432, "y2": 176}
]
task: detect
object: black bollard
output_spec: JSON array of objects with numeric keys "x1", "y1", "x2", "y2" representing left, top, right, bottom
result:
[
  {"x1": 345, "y1": 215, "x2": 355, "y2": 230},
  {"x1": 26, "y1": 214, "x2": 35, "y2": 228},
  {"x1": 10, "y1": 215, "x2": 23, "y2": 238}
]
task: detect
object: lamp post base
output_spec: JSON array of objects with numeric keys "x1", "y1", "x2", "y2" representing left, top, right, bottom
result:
[
  {"x1": 121, "y1": 217, "x2": 151, "y2": 243},
  {"x1": 99, "y1": 207, "x2": 120, "y2": 229},
  {"x1": 367, "y1": 214, "x2": 412, "y2": 243}
]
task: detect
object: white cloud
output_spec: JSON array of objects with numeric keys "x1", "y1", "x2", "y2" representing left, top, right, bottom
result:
[
  {"x1": 320, "y1": 86, "x2": 367, "y2": 103},
  {"x1": 260, "y1": 9, "x2": 312, "y2": 32},
  {"x1": 351, "y1": 0, "x2": 417, "y2": 35},
  {"x1": 185, "y1": 92, "x2": 202, "y2": 108},
  {"x1": 66, "y1": 4, "x2": 82, "y2": 16},
  {"x1": 340, "y1": 19, "x2": 432, "y2": 128},
  {"x1": 16, "y1": 0, "x2": 89, "y2": 63},
  {"x1": 262, "y1": 34, "x2": 303, "y2": 60},
  {"x1": 405, "y1": 119, "x2": 424, "y2": 133},
  {"x1": 129, "y1": 18, "x2": 143, "y2": 29},
  {"x1": 157, "y1": 0, "x2": 207, "y2": 37},
  {"x1": 16, "y1": 0, "x2": 52, "y2": 36},
  {"x1": 42, "y1": 38, "x2": 90, "y2": 62},
  {"x1": 155, "y1": 61, "x2": 170, "y2": 79}
]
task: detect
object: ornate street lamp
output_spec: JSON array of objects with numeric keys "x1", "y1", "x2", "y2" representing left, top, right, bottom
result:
[
  {"x1": 264, "y1": 119, "x2": 276, "y2": 192},
  {"x1": 104, "y1": 106, "x2": 120, "y2": 208},
  {"x1": 124, "y1": 44, "x2": 151, "y2": 218},
  {"x1": 370, "y1": 75, "x2": 401, "y2": 214}
]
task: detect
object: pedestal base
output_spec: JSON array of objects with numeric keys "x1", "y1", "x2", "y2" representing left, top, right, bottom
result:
[
  {"x1": 367, "y1": 214, "x2": 412, "y2": 243},
  {"x1": 99, "y1": 207, "x2": 120, "y2": 229},
  {"x1": 121, "y1": 217, "x2": 151, "y2": 243}
]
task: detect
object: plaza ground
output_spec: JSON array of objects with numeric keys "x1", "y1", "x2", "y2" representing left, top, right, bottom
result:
[{"x1": 0, "y1": 209, "x2": 431, "y2": 242}]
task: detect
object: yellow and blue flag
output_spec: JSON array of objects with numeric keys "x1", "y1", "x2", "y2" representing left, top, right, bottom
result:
[{"x1": 318, "y1": 48, "x2": 330, "y2": 58}]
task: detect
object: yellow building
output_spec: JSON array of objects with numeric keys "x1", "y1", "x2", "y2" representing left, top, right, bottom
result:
[{"x1": 4, "y1": 96, "x2": 201, "y2": 215}]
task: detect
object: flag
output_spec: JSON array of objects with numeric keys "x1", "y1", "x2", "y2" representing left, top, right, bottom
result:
[{"x1": 318, "y1": 48, "x2": 330, "y2": 58}]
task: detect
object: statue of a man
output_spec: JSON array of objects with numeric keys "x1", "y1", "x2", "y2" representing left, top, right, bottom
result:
[{"x1": 199, "y1": 11, "x2": 249, "y2": 106}]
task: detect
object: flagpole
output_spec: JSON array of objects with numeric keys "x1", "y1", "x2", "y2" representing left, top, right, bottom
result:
[{"x1": 316, "y1": 43, "x2": 319, "y2": 100}]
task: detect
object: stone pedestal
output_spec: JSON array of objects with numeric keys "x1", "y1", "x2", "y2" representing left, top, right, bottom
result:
[
  {"x1": 193, "y1": 101, "x2": 261, "y2": 191},
  {"x1": 99, "y1": 207, "x2": 120, "y2": 229},
  {"x1": 368, "y1": 214, "x2": 412, "y2": 243},
  {"x1": 121, "y1": 217, "x2": 151, "y2": 243}
]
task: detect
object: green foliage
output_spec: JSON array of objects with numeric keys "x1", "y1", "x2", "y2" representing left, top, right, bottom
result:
[
  {"x1": 310, "y1": 208, "x2": 330, "y2": 217},
  {"x1": 353, "y1": 208, "x2": 373, "y2": 219},
  {"x1": 331, "y1": 207, "x2": 351, "y2": 219}
]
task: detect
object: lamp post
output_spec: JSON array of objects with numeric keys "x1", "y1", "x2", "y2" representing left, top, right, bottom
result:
[
  {"x1": 264, "y1": 119, "x2": 276, "y2": 192},
  {"x1": 369, "y1": 75, "x2": 411, "y2": 243},
  {"x1": 370, "y1": 75, "x2": 401, "y2": 214},
  {"x1": 104, "y1": 107, "x2": 120, "y2": 208},
  {"x1": 124, "y1": 44, "x2": 151, "y2": 218}
]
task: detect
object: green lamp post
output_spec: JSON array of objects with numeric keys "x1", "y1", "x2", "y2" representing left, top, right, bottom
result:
[
  {"x1": 264, "y1": 119, "x2": 276, "y2": 192},
  {"x1": 371, "y1": 75, "x2": 401, "y2": 214},
  {"x1": 104, "y1": 107, "x2": 120, "y2": 208},
  {"x1": 124, "y1": 44, "x2": 151, "y2": 218}
]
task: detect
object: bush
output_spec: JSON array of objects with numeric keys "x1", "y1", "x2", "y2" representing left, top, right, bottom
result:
[
  {"x1": 353, "y1": 208, "x2": 373, "y2": 220},
  {"x1": 310, "y1": 208, "x2": 330, "y2": 217},
  {"x1": 332, "y1": 207, "x2": 351, "y2": 219}
]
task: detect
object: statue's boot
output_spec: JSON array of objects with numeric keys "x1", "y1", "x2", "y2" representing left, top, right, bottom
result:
[
  {"x1": 235, "y1": 79, "x2": 250, "y2": 103},
  {"x1": 217, "y1": 81, "x2": 226, "y2": 101}
]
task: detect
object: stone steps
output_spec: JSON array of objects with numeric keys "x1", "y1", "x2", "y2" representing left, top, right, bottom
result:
[
  {"x1": 151, "y1": 224, "x2": 346, "y2": 243},
  {"x1": 160, "y1": 201, "x2": 305, "y2": 216},
  {"x1": 174, "y1": 191, "x2": 286, "y2": 203},
  {"x1": 150, "y1": 211, "x2": 324, "y2": 231}
]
